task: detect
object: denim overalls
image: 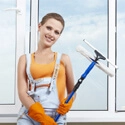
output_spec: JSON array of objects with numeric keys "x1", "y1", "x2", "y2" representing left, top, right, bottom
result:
[{"x1": 17, "y1": 53, "x2": 66, "y2": 125}]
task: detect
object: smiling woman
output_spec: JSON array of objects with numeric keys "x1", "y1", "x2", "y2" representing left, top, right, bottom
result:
[{"x1": 17, "y1": 12, "x2": 76, "y2": 125}]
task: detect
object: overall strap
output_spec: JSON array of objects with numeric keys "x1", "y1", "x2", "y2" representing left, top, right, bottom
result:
[
  {"x1": 49, "y1": 53, "x2": 62, "y2": 92},
  {"x1": 26, "y1": 53, "x2": 36, "y2": 95},
  {"x1": 26, "y1": 53, "x2": 62, "y2": 93}
]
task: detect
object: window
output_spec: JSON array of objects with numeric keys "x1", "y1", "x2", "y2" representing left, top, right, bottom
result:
[
  {"x1": 0, "y1": 0, "x2": 26, "y2": 122},
  {"x1": 0, "y1": 0, "x2": 16, "y2": 105},
  {"x1": 38, "y1": 0, "x2": 108, "y2": 110},
  {"x1": 1, "y1": 0, "x2": 125, "y2": 123},
  {"x1": 116, "y1": 0, "x2": 125, "y2": 111}
]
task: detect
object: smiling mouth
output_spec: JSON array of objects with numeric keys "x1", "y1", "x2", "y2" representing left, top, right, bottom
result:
[{"x1": 45, "y1": 35, "x2": 54, "y2": 42}]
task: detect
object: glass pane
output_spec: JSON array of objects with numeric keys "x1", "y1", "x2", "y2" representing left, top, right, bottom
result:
[
  {"x1": 38, "y1": 0, "x2": 108, "y2": 110},
  {"x1": 0, "y1": 0, "x2": 16, "y2": 104},
  {"x1": 116, "y1": 0, "x2": 125, "y2": 111}
]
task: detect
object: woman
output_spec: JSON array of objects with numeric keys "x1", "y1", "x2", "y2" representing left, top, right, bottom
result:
[{"x1": 17, "y1": 12, "x2": 75, "y2": 125}]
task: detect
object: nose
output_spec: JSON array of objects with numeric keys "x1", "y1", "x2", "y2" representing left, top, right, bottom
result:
[{"x1": 49, "y1": 30, "x2": 55, "y2": 37}]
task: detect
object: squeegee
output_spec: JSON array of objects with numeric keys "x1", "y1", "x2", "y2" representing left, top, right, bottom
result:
[{"x1": 55, "y1": 39, "x2": 117, "y2": 122}]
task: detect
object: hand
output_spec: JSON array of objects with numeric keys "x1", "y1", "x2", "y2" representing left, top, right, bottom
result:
[
  {"x1": 56, "y1": 97, "x2": 74, "y2": 115},
  {"x1": 28, "y1": 102, "x2": 57, "y2": 125}
]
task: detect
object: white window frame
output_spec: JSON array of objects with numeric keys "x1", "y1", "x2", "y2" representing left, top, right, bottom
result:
[
  {"x1": 1, "y1": 0, "x2": 125, "y2": 123},
  {"x1": 0, "y1": 0, "x2": 26, "y2": 123}
]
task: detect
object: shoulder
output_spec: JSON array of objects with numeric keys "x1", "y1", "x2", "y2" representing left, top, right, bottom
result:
[
  {"x1": 18, "y1": 53, "x2": 33, "y2": 64},
  {"x1": 18, "y1": 53, "x2": 33, "y2": 63},
  {"x1": 18, "y1": 54, "x2": 26, "y2": 62},
  {"x1": 61, "y1": 53, "x2": 70, "y2": 60},
  {"x1": 18, "y1": 54, "x2": 27, "y2": 66},
  {"x1": 60, "y1": 53, "x2": 71, "y2": 66}
]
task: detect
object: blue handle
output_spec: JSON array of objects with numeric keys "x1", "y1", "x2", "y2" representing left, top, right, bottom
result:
[
  {"x1": 55, "y1": 61, "x2": 96, "y2": 122},
  {"x1": 81, "y1": 61, "x2": 96, "y2": 79},
  {"x1": 55, "y1": 91, "x2": 75, "y2": 121}
]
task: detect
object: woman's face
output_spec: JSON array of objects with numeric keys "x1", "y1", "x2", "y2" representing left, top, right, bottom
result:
[{"x1": 38, "y1": 18, "x2": 63, "y2": 47}]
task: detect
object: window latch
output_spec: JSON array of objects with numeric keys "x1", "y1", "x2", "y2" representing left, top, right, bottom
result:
[{"x1": 4, "y1": 8, "x2": 22, "y2": 15}]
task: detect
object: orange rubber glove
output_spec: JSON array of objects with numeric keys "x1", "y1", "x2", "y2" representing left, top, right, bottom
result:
[
  {"x1": 28, "y1": 102, "x2": 57, "y2": 125},
  {"x1": 56, "y1": 97, "x2": 74, "y2": 115}
]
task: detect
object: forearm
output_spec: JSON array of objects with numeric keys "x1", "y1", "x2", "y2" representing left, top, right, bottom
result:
[{"x1": 19, "y1": 91, "x2": 35, "y2": 109}]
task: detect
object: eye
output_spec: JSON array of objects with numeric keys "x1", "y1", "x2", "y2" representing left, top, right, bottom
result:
[
  {"x1": 55, "y1": 30, "x2": 60, "y2": 35},
  {"x1": 46, "y1": 26, "x2": 52, "y2": 30}
]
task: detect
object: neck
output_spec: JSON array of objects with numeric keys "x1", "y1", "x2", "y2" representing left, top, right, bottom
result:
[
  {"x1": 37, "y1": 41, "x2": 53, "y2": 53},
  {"x1": 36, "y1": 47, "x2": 53, "y2": 55}
]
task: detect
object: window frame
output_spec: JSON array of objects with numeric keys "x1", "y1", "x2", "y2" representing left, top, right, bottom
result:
[
  {"x1": 1, "y1": 0, "x2": 125, "y2": 123},
  {"x1": 0, "y1": 0, "x2": 26, "y2": 122},
  {"x1": 115, "y1": 0, "x2": 125, "y2": 112}
]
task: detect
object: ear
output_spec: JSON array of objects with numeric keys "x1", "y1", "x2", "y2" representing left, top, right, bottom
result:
[{"x1": 38, "y1": 23, "x2": 42, "y2": 31}]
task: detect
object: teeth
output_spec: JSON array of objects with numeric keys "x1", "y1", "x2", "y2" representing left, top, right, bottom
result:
[
  {"x1": 46, "y1": 36, "x2": 51, "y2": 42},
  {"x1": 47, "y1": 37, "x2": 54, "y2": 42},
  {"x1": 45, "y1": 35, "x2": 54, "y2": 42}
]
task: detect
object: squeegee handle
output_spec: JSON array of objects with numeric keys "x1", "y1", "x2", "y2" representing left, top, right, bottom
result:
[
  {"x1": 81, "y1": 61, "x2": 96, "y2": 79},
  {"x1": 55, "y1": 61, "x2": 96, "y2": 122}
]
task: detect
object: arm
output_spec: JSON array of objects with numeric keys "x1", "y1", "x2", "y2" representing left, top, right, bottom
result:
[
  {"x1": 56, "y1": 54, "x2": 76, "y2": 116},
  {"x1": 18, "y1": 55, "x2": 57, "y2": 125},
  {"x1": 62, "y1": 54, "x2": 76, "y2": 98},
  {"x1": 17, "y1": 55, "x2": 35, "y2": 109}
]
